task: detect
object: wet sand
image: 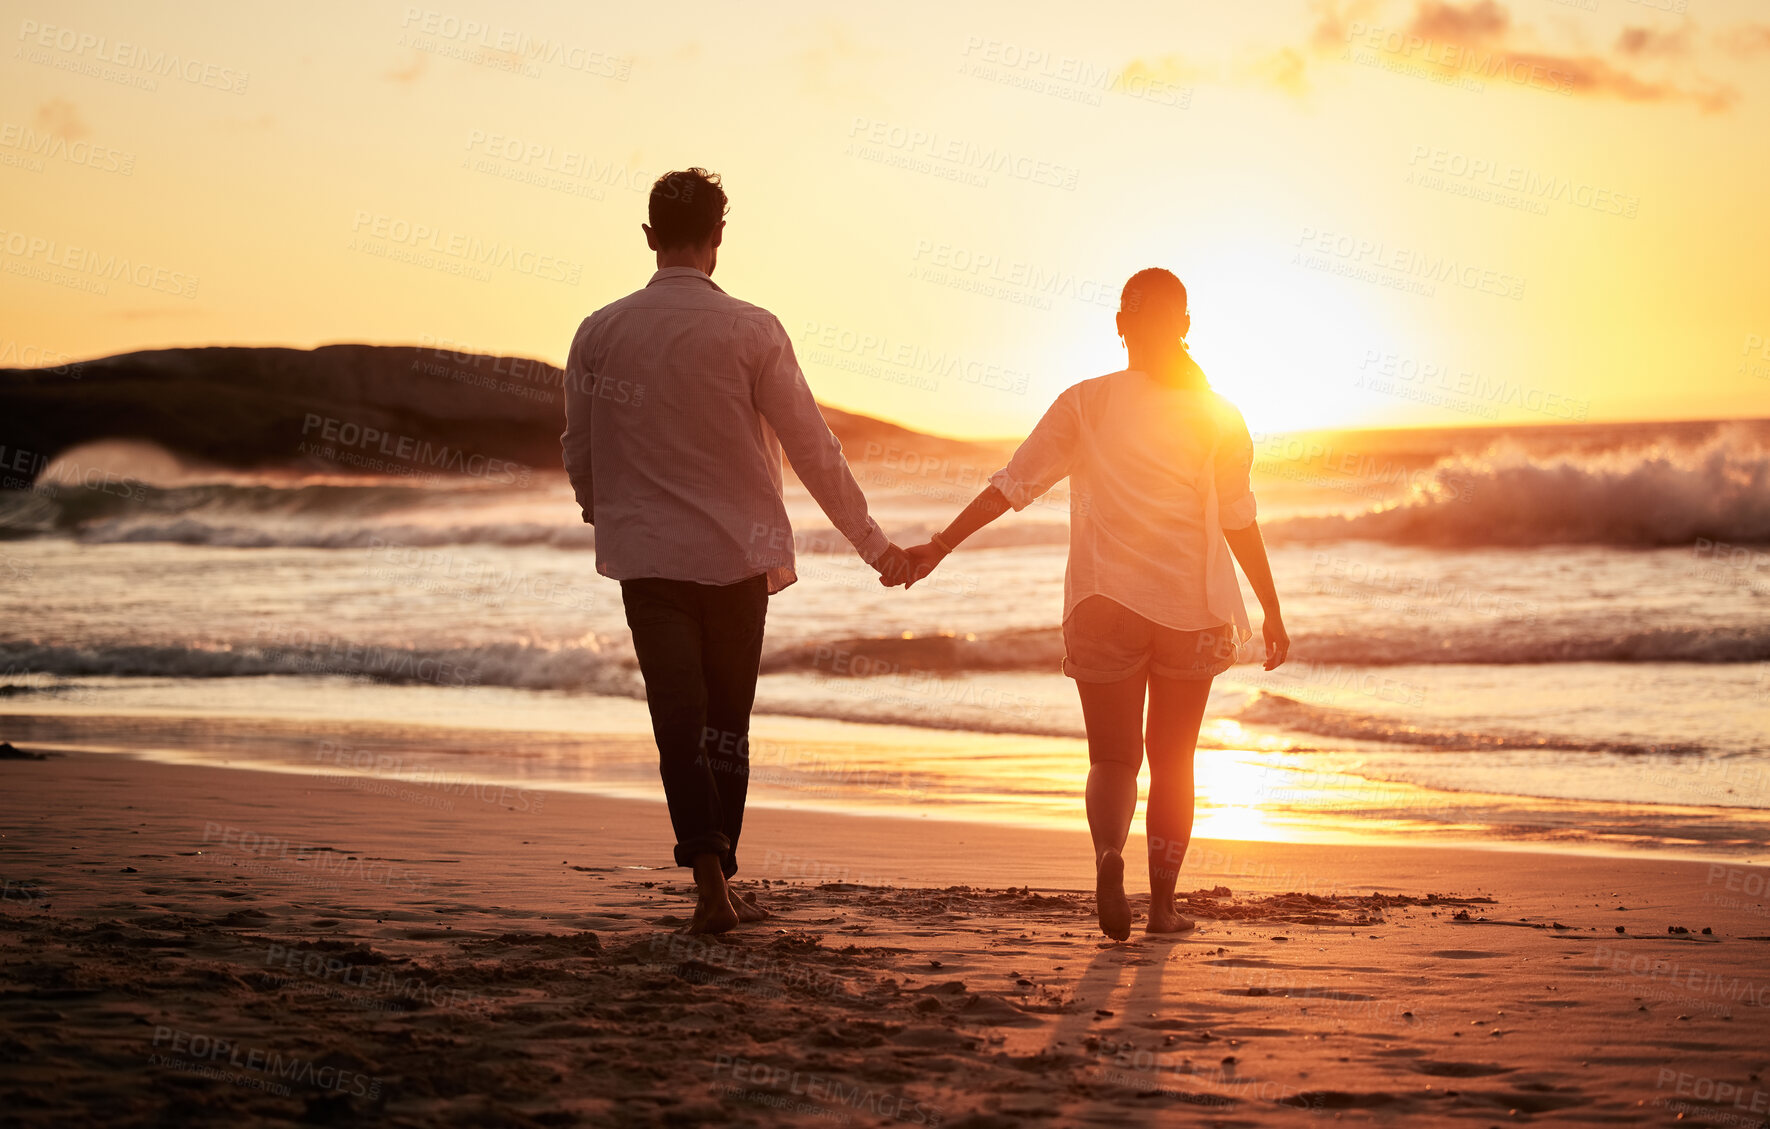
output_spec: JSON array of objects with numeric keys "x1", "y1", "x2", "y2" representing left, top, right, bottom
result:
[{"x1": 3, "y1": 750, "x2": 1769, "y2": 1126}]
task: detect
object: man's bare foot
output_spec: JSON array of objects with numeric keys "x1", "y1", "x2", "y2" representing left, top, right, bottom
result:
[
  {"x1": 1095, "y1": 849, "x2": 1132, "y2": 941},
  {"x1": 730, "y1": 888, "x2": 771, "y2": 923},
  {"x1": 686, "y1": 896, "x2": 738, "y2": 934},
  {"x1": 685, "y1": 853, "x2": 739, "y2": 934},
  {"x1": 1146, "y1": 900, "x2": 1196, "y2": 934}
]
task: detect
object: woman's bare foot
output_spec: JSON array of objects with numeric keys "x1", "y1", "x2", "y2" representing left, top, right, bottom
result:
[
  {"x1": 1095, "y1": 849, "x2": 1132, "y2": 941},
  {"x1": 1146, "y1": 899, "x2": 1196, "y2": 934},
  {"x1": 730, "y1": 888, "x2": 771, "y2": 923}
]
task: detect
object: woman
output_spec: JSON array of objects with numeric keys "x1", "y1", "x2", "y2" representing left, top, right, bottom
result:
[{"x1": 902, "y1": 268, "x2": 1289, "y2": 940}]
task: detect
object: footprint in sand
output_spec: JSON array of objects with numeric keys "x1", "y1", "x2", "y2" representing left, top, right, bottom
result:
[
  {"x1": 1409, "y1": 1060, "x2": 1516, "y2": 1077},
  {"x1": 1428, "y1": 949, "x2": 1505, "y2": 960}
]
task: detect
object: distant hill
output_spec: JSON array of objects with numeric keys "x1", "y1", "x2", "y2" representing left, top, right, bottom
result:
[{"x1": 0, "y1": 344, "x2": 1002, "y2": 488}]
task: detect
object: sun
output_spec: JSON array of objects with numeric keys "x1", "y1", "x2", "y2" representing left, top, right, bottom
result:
[{"x1": 1178, "y1": 248, "x2": 1416, "y2": 434}]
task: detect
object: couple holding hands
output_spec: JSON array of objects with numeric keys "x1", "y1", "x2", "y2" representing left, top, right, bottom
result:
[{"x1": 561, "y1": 168, "x2": 1288, "y2": 939}]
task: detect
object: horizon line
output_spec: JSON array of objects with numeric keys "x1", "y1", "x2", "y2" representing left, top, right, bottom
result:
[{"x1": 10, "y1": 338, "x2": 1767, "y2": 445}]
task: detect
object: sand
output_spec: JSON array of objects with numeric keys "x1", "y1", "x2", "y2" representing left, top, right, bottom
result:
[{"x1": 3, "y1": 749, "x2": 1769, "y2": 1127}]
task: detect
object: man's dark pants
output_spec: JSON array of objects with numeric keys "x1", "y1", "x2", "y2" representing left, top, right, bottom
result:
[{"x1": 620, "y1": 574, "x2": 769, "y2": 878}]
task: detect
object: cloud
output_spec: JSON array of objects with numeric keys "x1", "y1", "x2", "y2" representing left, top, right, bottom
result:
[
  {"x1": 1236, "y1": 48, "x2": 1311, "y2": 97},
  {"x1": 1408, "y1": 0, "x2": 1509, "y2": 43},
  {"x1": 1117, "y1": 55, "x2": 1207, "y2": 89},
  {"x1": 1716, "y1": 23, "x2": 1770, "y2": 60},
  {"x1": 1308, "y1": 0, "x2": 1384, "y2": 51},
  {"x1": 36, "y1": 98, "x2": 88, "y2": 140},
  {"x1": 1615, "y1": 25, "x2": 1691, "y2": 59},
  {"x1": 386, "y1": 51, "x2": 427, "y2": 84},
  {"x1": 1530, "y1": 52, "x2": 1732, "y2": 112},
  {"x1": 1310, "y1": 0, "x2": 1737, "y2": 112},
  {"x1": 1118, "y1": 49, "x2": 1307, "y2": 98},
  {"x1": 1124, "y1": 0, "x2": 1741, "y2": 111},
  {"x1": 790, "y1": 23, "x2": 876, "y2": 97}
]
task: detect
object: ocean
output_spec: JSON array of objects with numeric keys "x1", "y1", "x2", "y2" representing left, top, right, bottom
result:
[{"x1": 3, "y1": 417, "x2": 1767, "y2": 860}]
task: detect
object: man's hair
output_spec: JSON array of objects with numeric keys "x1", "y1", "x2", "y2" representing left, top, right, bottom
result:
[
  {"x1": 648, "y1": 168, "x2": 729, "y2": 249},
  {"x1": 1119, "y1": 268, "x2": 1187, "y2": 317}
]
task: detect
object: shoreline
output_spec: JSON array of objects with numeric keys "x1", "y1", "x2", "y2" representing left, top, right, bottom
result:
[
  {"x1": 4, "y1": 705, "x2": 1768, "y2": 866},
  {"x1": 10, "y1": 747, "x2": 1770, "y2": 909}
]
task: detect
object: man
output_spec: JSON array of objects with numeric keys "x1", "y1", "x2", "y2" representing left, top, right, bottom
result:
[{"x1": 561, "y1": 167, "x2": 912, "y2": 934}]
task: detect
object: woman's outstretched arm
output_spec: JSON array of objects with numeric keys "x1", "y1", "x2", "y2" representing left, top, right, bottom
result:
[
  {"x1": 894, "y1": 387, "x2": 1081, "y2": 587},
  {"x1": 894, "y1": 485, "x2": 1013, "y2": 585},
  {"x1": 1223, "y1": 520, "x2": 1289, "y2": 669}
]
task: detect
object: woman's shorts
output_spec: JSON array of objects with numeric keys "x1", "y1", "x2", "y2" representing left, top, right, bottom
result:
[{"x1": 1061, "y1": 595, "x2": 1236, "y2": 683}]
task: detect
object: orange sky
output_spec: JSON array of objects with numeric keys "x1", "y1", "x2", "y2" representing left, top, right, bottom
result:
[{"x1": 3, "y1": 0, "x2": 1767, "y2": 436}]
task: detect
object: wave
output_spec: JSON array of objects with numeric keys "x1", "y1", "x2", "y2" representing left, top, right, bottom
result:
[
  {"x1": 0, "y1": 641, "x2": 640, "y2": 697},
  {"x1": 2, "y1": 476, "x2": 490, "y2": 528},
  {"x1": 1235, "y1": 692, "x2": 1704, "y2": 755},
  {"x1": 14, "y1": 431, "x2": 1767, "y2": 556},
  {"x1": 762, "y1": 629, "x2": 1066, "y2": 676},
  {"x1": 1289, "y1": 624, "x2": 1770, "y2": 665},
  {"x1": 71, "y1": 518, "x2": 602, "y2": 551},
  {"x1": 47, "y1": 518, "x2": 1069, "y2": 553},
  {"x1": 0, "y1": 475, "x2": 1069, "y2": 552},
  {"x1": 0, "y1": 639, "x2": 1103, "y2": 742},
  {"x1": 1268, "y1": 430, "x2": 1770, "y2": 547},
  {"x1": 0, "y1": 474, "x2": 599, "y2": 549},
  {"x1": 7, "y1": 610, "x2": 1765, "y2": 702},
  {"x1": 0, "y1": 640, "x2": 1728, "y2": 754},
  {"x1": 751, "y1": 692, "x2": 1085, "y2": 742},
  {"x1": 763, "y1": 620, "x2": 1770, "y2": 673}
]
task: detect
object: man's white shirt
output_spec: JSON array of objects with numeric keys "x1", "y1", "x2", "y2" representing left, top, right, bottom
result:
[{"x1": 561, "y1": 267, "x2": 888, "y2": 593}]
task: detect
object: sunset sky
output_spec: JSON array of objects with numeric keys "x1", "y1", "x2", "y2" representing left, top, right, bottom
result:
[{"x1": 3, "y1": 0, "x2": 1767, "y2": 436}]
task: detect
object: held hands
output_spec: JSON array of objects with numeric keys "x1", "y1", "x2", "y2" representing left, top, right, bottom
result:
[
  {"x1": 873, "y1": 544, "x2": 914, "y2": 588},
  {"x1": 901, "y1": 542, "x2": 946, "y2": 587},
  {"x1": 873, "y1": 541, "x2": 947, "y2": 588}
]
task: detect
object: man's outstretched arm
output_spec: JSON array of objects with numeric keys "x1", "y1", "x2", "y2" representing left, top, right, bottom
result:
[{"x1": 749, "y1": 315, "x2": 912, "y2": 583}]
